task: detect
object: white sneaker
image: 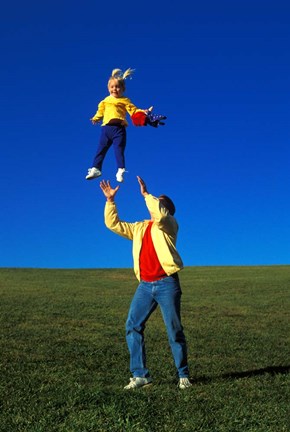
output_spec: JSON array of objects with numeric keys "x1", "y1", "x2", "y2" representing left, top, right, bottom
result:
[
  {"x1": 178, "y1": 378, "x2": 192, "y2": 389},
  {"x1": 86, "y1": 167, "x2": 101, "y2": 180},
  {"x1": 116, "y1": 168, "x2": 126, "y2": 183},
  {"x1": 124, "y1": 377, "x2": 152, "y2": 390}
]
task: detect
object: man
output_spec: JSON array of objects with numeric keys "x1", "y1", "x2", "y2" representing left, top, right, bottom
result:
[{"x1": 100, "y1": 176, "x2": 191, "y2": 389}]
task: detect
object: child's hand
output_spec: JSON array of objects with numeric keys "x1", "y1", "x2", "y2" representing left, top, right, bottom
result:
[{"x1": 90, "y1": 118, "x2": 98, "y2": 125}]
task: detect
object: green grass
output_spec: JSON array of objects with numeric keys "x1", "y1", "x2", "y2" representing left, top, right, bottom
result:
[{"x1": 0, "y1": 266, "x2": 289, "y2": 432}]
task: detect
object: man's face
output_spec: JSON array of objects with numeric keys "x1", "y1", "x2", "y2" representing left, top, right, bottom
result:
[{"x1": 159, "y1": 196, "x2": 175, "y2": 216}]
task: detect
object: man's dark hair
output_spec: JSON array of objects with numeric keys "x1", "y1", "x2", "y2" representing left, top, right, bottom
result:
[{"x1": 159, "y1": 195, "x2": 176, "y2": 216}]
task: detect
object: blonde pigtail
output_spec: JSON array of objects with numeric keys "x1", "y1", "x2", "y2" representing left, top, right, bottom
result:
[
  {"x1": 122, "y1": 68, "x2": 135, "y2": 80},
  {"x1": 111, "y1": 68, "x2": 123, "y2": 78}
]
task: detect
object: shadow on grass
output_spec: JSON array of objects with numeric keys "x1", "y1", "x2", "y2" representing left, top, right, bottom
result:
[{"x1": 192, "y1": 365, "x2": 290, "y2": 385}]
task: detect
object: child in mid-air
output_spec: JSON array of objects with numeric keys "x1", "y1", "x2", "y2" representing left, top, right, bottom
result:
[{"x1": 86, "y1": 68, "x2": 166, "y2": 183}]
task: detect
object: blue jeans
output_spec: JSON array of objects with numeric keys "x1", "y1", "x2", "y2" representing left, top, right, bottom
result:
[
  {"x1": 93, "y1": 124, "x2": 126, "y2": 170},
  {"x1": 125, "y1": 275, "x2": 189, "y2": 378}
]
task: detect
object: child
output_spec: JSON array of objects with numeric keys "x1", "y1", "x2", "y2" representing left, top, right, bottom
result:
[{"x1": 86, "y1": 68, "x2": 166, "y2": 183}]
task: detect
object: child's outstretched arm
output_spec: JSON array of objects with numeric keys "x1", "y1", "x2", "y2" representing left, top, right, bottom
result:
[{"x1": 90, "y1": 100, "x2": 105, "y2": 124}]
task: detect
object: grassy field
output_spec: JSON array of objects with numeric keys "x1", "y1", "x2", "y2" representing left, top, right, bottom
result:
[{"x1": 0, "y1": 266, "x2": 289, "y2": 432}]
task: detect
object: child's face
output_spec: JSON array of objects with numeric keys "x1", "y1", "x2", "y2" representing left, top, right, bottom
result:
[{"x1": 108, "y1": 79, "x2": 123, "y2": 98}]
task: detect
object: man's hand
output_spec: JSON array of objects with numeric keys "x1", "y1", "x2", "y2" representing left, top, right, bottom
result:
[
  {"x1": 137, "y1": 176, "x2": 149, "y2": 197},
  {"x1": 100, "y1": 180, "x2": 120, "y2": 202}
]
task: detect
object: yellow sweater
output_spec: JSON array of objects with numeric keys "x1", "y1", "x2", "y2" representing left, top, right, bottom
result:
[
  {"x1": 91, "y1": 95, "x2": 144, "y2": 127},
  {"x1": 104, "y1": 194, "x2": 184, "y2": 281}
]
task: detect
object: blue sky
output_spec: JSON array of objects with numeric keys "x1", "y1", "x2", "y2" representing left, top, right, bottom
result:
[{"x1": 1, "y1": 0, "x2": 289, "y2": 269}]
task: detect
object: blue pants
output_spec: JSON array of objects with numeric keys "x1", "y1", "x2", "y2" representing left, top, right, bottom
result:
[
  {"x1": 92, "y1": 124, "x2": 126, "y2": 170},
  {"x1": 125, "y1": 275, "x2": 189, "y2": 378}
]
